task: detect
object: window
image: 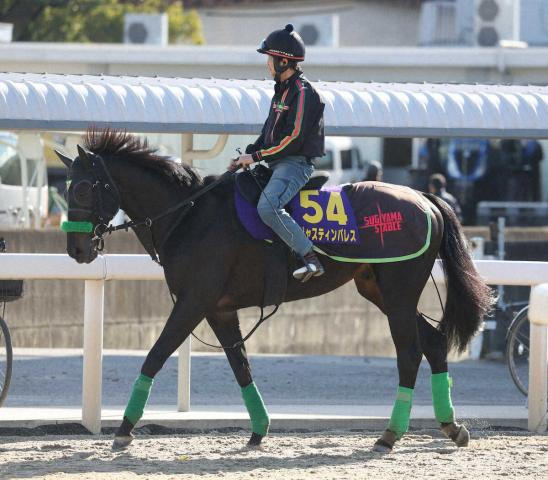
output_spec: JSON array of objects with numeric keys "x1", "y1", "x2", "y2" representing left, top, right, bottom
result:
[
  {"x1": 383, "y1": 138, "x2": 412, "y2": 167},
  {"x1": 341, "y1": 149, "x2": 352, "y2": 170},
  {"x1": 0, "y1": 137, "x2": 21, "y2": 185}
]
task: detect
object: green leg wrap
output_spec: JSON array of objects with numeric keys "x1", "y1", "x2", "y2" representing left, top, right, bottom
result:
[
  {"x1": 241, "y1": 382, "x2": 270, "y2": 436},
  {"x1": 388, "y1": 386, "x2": 414, "y2": 439},
  {"x1": 123, "y1": 374, "x2": 153, "y2": 426},
  {"x1": 431, "y1": 372, "x2": 455, "y2": 423}
]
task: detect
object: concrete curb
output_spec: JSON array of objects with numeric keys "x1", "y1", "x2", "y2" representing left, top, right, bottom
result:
[{"x1": 0, "y1": 405, "x2": 533, "y2": 433}]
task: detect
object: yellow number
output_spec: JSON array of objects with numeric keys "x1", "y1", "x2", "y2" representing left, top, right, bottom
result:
[
  {"x1": 326, "y1": 192, "x2": 348, "y2": 225},
  {"x1": 300, "y1": 190, "x2": 323, "y2": 224}
]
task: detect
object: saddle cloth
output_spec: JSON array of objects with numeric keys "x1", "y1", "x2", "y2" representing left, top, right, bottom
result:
[{"x1": 235, "y1": 180, "x2": 433, "y2": 263}]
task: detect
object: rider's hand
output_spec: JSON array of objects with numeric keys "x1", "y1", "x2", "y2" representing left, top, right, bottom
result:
[
  {"x1": 234, "y1": 154, "x2": 254, "y2": 170},
  {"x1": 227, "y1": 159, "x2": 240, "y2": 172}
]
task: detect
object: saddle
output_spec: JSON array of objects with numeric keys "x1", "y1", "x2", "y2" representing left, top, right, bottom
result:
[{"x1": 235, "y1": 164, "x2": 330, "y2": 205}]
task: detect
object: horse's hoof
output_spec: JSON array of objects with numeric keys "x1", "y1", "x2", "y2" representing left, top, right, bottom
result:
[
  {"x1": 441, "y1": 422, "x2": 470, "y2": 448},
  {"x1": 246, "y1": 432, "x2": 264, "y2": 449},
  {"x1": 112, "y1": 434, "x2": 134, "y2": 451},
  {"x1": 372, "y1": 441, "x2": 392, "y2": 453},
  {"x1": 372, "y1": 429, "x2": 397, "y2": 453}
]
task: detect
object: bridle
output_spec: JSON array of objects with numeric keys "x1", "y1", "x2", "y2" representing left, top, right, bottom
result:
[
  {"x1": 62, "y1": 155, "x2": 279, "y2": 350},
  {"x1": 62, "y1": 152, "x2": 233, "y2": 264}
]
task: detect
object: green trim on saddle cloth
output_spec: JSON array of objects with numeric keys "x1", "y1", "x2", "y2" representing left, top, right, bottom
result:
[
  {"x1": 123, "y1": 374, "x2": 153, "y2": 426},
  {"x1": 431, "y1": 372, "x2": 455, "y2": 423},
  {"x1": 241, "y1": 382, "x2": 270, "y2": 436},
  {"x1": 388, "y1": 386, "x2": 414, "y2": 439},
  {"x1": 313, "y1": 206, "x2": 432, "y2": 264},
  {"x1": 61, "y1": 221, "x2": 94, "y2": 233}
]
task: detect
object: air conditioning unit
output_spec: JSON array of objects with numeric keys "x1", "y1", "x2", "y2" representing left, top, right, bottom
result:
[
  {"x1": 0, "y1": 23, "x2": 13, "y2": 43},
  {"x1": 124, "y1": 13, "x2": 168, "y2": 46},
  {"x1": 419, "y1": 1, "x2": 459, "y2": 46},
  {"x1": 474, "y1": 0, "x2": 518, "y2": 46},
  {"x1": 291, "y1": 15, "x2": 339, "y2": 47}
]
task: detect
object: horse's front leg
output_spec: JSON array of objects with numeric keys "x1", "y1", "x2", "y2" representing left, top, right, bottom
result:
[
  {"x1": 112, "y1": 295, "x2": 206, "y2": 450},
  {"x1": 207, "y1": 311, "x2": 269, "y2": 449}
]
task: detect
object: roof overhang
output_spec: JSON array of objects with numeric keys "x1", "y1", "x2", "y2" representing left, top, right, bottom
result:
[{"x1": 1, "y1": 73, "x2": 547, "y2": 138}]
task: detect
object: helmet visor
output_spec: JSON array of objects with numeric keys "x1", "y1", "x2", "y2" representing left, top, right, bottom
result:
[{"x1": 257, "y1": 39, "x2": 269, "y2": 53}]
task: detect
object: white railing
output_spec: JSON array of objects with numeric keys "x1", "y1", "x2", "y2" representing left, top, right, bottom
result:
[
  {"x1": 0, "y1": 254, "x2": 546, "y2": 433},
  {"x1": 0, "y1": 254, "x2": 189, "y2": 434}
]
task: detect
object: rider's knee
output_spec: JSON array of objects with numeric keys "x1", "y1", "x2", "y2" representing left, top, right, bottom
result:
[{"x1": 257, "y1": 198, "x2": 278, "y2": 224}]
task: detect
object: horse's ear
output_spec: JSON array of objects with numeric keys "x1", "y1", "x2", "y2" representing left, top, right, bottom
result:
[
  {"x1": 54, "y1": 150, "x2": 73, "y2": 169},
  {"x1": 77, "y1": 144, "x2": 93, "y2": 170}
]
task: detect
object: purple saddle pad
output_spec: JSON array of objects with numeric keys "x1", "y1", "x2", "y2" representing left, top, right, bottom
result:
[
  {"x1": 235, "y1": 185, "x2": 360, "y2": 245},
  {"x1": 235, "y1": 181, "x2": 433, "y2": 263}
]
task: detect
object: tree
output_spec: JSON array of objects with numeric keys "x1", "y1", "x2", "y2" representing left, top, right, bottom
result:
[{"x1": 0, "y1": 0, "x2": 203, "y2": 44}]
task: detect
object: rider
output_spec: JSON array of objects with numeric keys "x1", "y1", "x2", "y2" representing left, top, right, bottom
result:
[{"x1": 231, "y1": 24, "x2": 325, "y2": 282}]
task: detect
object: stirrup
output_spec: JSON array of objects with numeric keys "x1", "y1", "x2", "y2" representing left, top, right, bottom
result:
[
  {"x1": 293, "y1": 262, "x2": 319, "y2": 282},
  {"x1": 293, "y1": 252, "x2": 324, "y2": 282}
]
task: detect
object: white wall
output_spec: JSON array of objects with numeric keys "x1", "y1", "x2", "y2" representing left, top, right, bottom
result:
[{"x1": 197, "y1": 0, "x2": 421, "y2": 47}]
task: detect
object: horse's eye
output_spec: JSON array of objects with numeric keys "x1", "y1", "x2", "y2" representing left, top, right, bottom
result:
[{"x1": 73, "y1": 181, "x2": 92, "y2": 205}]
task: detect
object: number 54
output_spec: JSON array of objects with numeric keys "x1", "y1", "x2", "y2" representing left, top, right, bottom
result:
[{"x1": 300, "y1": 191, "x2": 348, "y2": 226}]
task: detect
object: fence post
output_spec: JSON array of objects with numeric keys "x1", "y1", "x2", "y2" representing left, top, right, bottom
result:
[
  {"x1": 177, "y1": 337, "x2": 191, "y2": 412},
  {"x1": 527, "y1": 285, "x2": 548, "y2": 432},
  {"x1": 82, "y1": 279, "x2": 105, "y2": 434}
]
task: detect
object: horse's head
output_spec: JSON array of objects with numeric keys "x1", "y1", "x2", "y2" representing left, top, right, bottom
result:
[{"x1": 56, "y1": 146, "x2": 120, "y2": 264}]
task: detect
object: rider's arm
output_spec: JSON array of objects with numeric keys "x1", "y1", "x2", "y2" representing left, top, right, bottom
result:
[
  {"x1": 245, "y1": 119, "x2": 268, "y2": 154},
  {"x1": 251, "y1": 82, "x2": 310, "y2": 163}
]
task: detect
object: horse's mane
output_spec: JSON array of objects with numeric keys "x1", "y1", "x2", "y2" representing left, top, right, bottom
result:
[{"x1": 83, "y1": 127, "x2": 202, "y2": 188}]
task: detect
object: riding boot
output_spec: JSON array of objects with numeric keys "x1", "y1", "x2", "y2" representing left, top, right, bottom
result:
[{"x1": 293, "y1": 250, "x2": 325, "y2": 282}]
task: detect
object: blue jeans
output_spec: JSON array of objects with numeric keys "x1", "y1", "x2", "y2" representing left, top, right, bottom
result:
[{"x1": 257, "y1": 156, "x2": 314, "y2": 257}]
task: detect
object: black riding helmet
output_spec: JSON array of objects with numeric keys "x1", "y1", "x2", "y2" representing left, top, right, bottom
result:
[{"x1": 258, "y1": 24, "x2": 305, "y2": 78}]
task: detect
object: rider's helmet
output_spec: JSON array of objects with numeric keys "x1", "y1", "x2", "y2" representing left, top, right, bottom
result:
[{"x1": 257, "y1": 24, "x2": 305, "y2": 77}]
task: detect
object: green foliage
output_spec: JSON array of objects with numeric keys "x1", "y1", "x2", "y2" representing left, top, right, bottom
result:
[{"x1": 0, "y1": 0, "x2": 203, "y2": 44}]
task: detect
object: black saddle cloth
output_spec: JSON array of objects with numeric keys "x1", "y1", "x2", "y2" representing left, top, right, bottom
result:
[{"x1": 235, "y1": 164, "x2": 329, "y2": 205}]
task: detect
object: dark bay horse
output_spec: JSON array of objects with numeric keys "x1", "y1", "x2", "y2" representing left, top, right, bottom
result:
[{"x1": 58, "y1": 129, "x2": 494, "y2": 452}]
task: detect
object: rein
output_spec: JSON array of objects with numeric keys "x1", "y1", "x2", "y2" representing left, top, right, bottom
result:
[
  {"x1": 63, "y1": 160, "x2": 282, "y2": 349},
  {"x1": 63, "y1": 169, "x2": 234, "y2": 264}
]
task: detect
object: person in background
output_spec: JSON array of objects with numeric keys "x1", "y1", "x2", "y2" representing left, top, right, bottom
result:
[
  {"x1": 522, "y1": 139, "x2": 543, "y2": 201},
  {"x1": 428, "y1": 173, "x2": 463, "y2": 223},
  {"x1": 363, "y1": 160, "x2": 383, "y2": 182}
]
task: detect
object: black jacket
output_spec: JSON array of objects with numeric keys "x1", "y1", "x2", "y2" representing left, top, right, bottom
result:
[{"x1": 246, "y1": 71, "x2": 325, "y2": 163}]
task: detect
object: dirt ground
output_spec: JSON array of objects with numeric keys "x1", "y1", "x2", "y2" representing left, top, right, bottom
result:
[{"x1": 0, "y1": 428, "x2": 547, "y2": 480}]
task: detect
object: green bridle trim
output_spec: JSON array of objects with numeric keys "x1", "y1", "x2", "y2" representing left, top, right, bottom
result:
[{"x1": 61, "y1": 221, "x2": 94, "y2": 233}]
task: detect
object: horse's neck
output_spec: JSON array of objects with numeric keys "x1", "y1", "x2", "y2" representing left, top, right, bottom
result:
[{"x1": 107, "y1": 160, "x2": 192, "y2": 242}]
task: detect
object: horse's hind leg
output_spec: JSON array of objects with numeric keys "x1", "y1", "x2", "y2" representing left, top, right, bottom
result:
[
  {"x1": 372, "y1": 304, "x2": 423, "y2": 452},
  {"x1": 417, "y1": 313, "x2": 470, "y2": 447},
  {"x1": 355, "y1": 265, "x2": 422, "y2": 452},
  {"x1": 112, "y1": 296, "x2": 206, "y2": 450},
  {"x1": 207, "y1": 311, "x2": 269, "y2": 448},
  {"x1": 363, "y1": 255, "x2": 440, "y2": 452}
]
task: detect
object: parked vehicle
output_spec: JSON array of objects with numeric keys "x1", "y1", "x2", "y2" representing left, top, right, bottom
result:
[
  {"x1": 0, "y1": 132, "x2": 48, "y2": 228},
  {"x1": 315, "y1": 137, "x2": 364, "y2": 185}
]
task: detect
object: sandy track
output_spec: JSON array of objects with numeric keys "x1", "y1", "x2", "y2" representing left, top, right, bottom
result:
[{"x1": 0, "y1": 429, "x2": 547, "y2": 479}]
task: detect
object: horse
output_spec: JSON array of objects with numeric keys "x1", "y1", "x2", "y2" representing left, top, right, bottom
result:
[{"x1": 57, "y1": 128, "x2": 494, "y2": 453}]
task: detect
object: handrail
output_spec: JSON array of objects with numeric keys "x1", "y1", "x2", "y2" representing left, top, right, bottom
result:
[{"x1": 0, "y1": 254, "x2": 545, "y2": 433}]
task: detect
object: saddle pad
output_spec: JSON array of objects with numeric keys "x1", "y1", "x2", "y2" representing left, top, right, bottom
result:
[{"x1": 235, "y1": 181, "x2": 432, "y2": 263}]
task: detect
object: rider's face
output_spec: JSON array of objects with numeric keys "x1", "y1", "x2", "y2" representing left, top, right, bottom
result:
[{"x1": 267, "y1": 55, "x2": 275, "y2": 78}]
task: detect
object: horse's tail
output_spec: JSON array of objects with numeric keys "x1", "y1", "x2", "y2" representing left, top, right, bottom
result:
[{"x1": 423, "y1": 193, "x2": 495, "y2": 352}]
